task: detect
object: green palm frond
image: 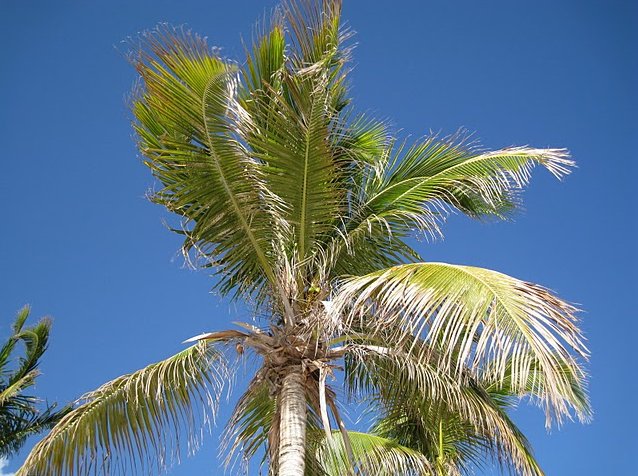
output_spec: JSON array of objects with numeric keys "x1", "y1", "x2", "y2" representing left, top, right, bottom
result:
[
  {"x1": 2, "y1": 306, "x2": 49, "y2": 387},
  {"x1": 235, "y1": 1, "x2": 351, "y2": 276},
  {"x1": 373, "y1": 409, "x2": 542, "y2": 476},
  {"x1": 340, "y1": 341, "x2": 544, "y2": 476},
  {"x1": 284, "y1": 0, "x2": 348, "y2": 79},
  {"x1": 240, "y1": 69, "x2": 345, "y2": 267},
  {"x1": 132, "y1": 27, "x2": 284, "y2": 301},
  {"x1": 241, "y1": 12, "x2": 286, "y2": 95},
  {"x1": 333, "y1": 115, "x2": 390, "y2": 171},
  {"x1": 18, "y1": 342, "x2": 229, "y2": 476},
  {"x1": 373, "y1": 411, "x2": 479, "y2": 476},
  {"x1": 1, "y1": 306, "x2": 68, "y2": 459},
  {"x1": 334, "y1": 262, "x2": 589, "y2": 427},
  {"x1": 372, "y1": 396, "x2": 544, "y2": 476},
  {"x1": 1, "y1": 404, "x2": 72, "y2": 460},
  {"x1": 326, "y1": 136, "x2": 573, "y2": 273},
  {"x1": 365, "y1": 135, "x2": 573, "y2": 226},
  {"x1": 223, "y1": 372, "x2": 275, "y2": 472},
  {"x1": 320, "y1": 126, "x2": 419, "y2": 278},
  {"x1": 309, "y1": 430, "x2": 434, "y2": 475},
  {"x1": 0, "y1": 371, "x2": 39, "y2": 407}
]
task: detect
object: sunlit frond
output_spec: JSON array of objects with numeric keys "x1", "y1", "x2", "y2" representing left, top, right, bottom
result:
[
  {"x1": 324, "y1": 135, "x2": 574, "y2": 279},
  {"x1": 240, "y1": 69, "x2": 345, "y2": 267},
  {"x1": 365, "y1": 134, "x2": 574, "y2": 226},
  {"x1": 283, "y1": 0, "x2": 348, "y2": 73},
  {"x1": 18, "y1": 343, "x2": 229, "y2": 476},
  {"x1": 480, "y1": 352, "x2": 591, "y2": 421},
  {"x1": 241, "y1": 10, "x2": 286, "y2": 95},
  {"x1": 334, "y1": 263, "x2": 589, "y2": 427},
  {"x1": 235, "y1": 2, "x2": 352, "y2": 277},
  {"x1": 131, "y1": 26, "x2": 284, "y2": 301}
]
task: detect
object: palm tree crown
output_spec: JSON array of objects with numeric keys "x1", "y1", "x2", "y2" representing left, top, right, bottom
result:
[
  {"x1": 1, "y1": 306, "x2": 69, "y2": 459},
  {"x1": 19, "y1": 1, "x2": 589, "y2": 475}
]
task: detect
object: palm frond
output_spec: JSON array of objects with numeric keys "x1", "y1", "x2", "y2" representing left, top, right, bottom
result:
[
  {"x1": 0, "y1": 371, "x2": 39, "y2": 407},
  {"x1": 373, "y1": 409, "x2": 543, "y2": 476},
  {"x1": 18, "y1": 342, "x2": 229, "y2": 476},
  {"x1": 2, "y1": 306, "x2": 50, "y2": 387},
  {"x1": 366, "y1": 134, "x2": 574, "y2": 225},
  {"x1": 309, "y1": 430, "x2": 434, "y2": 476},
  {"x1": 332, "y1": 115, "x2": 390, "y2": 172},
  {"x1": 241, "y1": 10, "x2": 286, "y2": 95},
  {"x1": 241, "y1": 69, "x2": 344, "y2": 268},
  {"x1": 334, "y1": 262, "x2": 589, "y2": 427},
  {"x1": 480, "y1": 352, "x2": 591, "y2": 420},
  {"x1": 223, "y1": 372, "x2": 275, "y2": 473},
  {"x1": 0, "y1": 403, "x2": 72, "y2": 460},
  {"x1": 341, "y1": 341, "x2": 544, "y2": 476},
  {"x1": 372, "y1": 394, "x2": 543, "y2": 476},
  {"x1": 325, "y1": 135, "x2": 574, "y2": 276},
  {"x1": 283, "y1": 0, "x2": 348, "y2": 74},
  {"x1": 1, "y1": 306, "x2": 68, "y2": 459},
  {"x1": 131, "y1": 26, "x2": 284, "y2": 302},
  {"x1": 236, "y1": 2, "x2": 352, "y2": 275}
]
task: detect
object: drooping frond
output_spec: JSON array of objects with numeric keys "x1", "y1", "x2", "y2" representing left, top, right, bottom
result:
[
  {"x1": 223, "y1": 372, "x2": 275, "y2": 473},
  {"x1": 131, "y1": 26, "x2": 284, "y2": 301},
  {"x1": 480, "y1": 352, "x2": 591, "y2": 421},
  {"x1": 334, "y1": 263, "x2": 589, "y2": 427},
  {"x1": 18, "y1": 343, "x2": 229, "y2": 476},
  {"x1": 0, "y1": 406, "x2": 71, "y2": 461},
  {"x1": 339, "y1": 341, "x2": 544, "y2": 476}
]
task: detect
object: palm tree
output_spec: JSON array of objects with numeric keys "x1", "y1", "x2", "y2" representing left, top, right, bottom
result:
[
  {"x1": 18, "y1": 1, "x2": 590, "y2": 475},
  {"x1": 1, "y1": 306, "x2": 69, "y2": 458}
]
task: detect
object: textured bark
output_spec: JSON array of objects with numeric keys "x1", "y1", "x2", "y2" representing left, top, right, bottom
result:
[{"x1": 278, "y1": 367, "x2": 307, "y2": 476}]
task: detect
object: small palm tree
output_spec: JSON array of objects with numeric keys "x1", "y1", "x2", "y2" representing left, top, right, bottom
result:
[
  {"x1": 19, "y1": 1, "x2": 589, "y2": 475},
  {"x1": 0, "y1": 306, "x2": 69, "y2": 458}
]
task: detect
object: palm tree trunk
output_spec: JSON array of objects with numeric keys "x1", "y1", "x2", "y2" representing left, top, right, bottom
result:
[{"x1": 278, "y1": 366, "x2": 306, "y2": 476}]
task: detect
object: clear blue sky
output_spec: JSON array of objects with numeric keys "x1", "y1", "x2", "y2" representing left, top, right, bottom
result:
[{"x1": 1, "y1": 0, "x2": 636, "y2": 474}]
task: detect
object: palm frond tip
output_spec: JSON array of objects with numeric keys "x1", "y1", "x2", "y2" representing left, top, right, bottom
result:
[{"x1": 18, "y1": 343, "x2": 228, "y2": 476}]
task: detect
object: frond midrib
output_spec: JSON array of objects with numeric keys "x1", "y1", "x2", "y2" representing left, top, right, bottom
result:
[{"x1": 201, "y1": 73, "x2": 277, "y2": 288}]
